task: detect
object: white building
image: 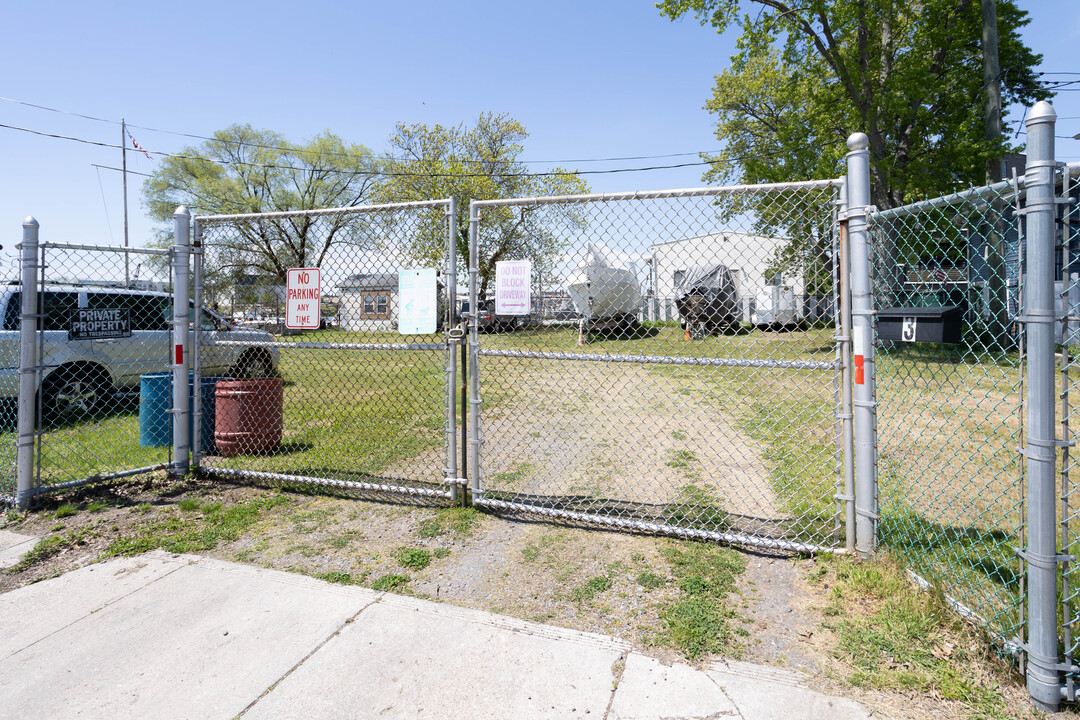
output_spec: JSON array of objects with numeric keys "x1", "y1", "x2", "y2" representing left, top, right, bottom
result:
[{"x1": 647, "y1": 232, "x2": 805, "y2": 325}]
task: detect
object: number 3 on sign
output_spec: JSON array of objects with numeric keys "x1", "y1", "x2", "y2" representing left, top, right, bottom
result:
[{"x1": 901, "y1": 316, "x2": 917, "y2": 342}]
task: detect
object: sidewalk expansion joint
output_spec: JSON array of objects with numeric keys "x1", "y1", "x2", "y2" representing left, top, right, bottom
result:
[{"x1": 236, "y1": 595, "x2": 380, "y2": 717}]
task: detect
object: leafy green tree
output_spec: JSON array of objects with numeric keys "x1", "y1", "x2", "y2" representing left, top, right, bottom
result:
[
  {"x1": 658, "y1": 0, "x2": 1050, "y2": 209},
  {"x1": 376, "y1": 112, "x2": 588, "y2": 298},
  {"x1": 143, "y1": 124, "x2": 380, "y2": 285}
]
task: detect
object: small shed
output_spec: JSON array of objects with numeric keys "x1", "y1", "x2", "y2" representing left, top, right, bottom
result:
[{"x1": 337, "y1": 273, "x2": 399, "y2": 332}]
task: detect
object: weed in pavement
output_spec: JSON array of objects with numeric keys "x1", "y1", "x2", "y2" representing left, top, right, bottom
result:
[
  {"x1": 571, "y1": 575, "x2": 613, "y2": 603},
  {"x1": 370, "y1": 573, "x2": 409, "y2": 592},
  {"x1": 636, "y1": 570, "x2": 668, "y2": 589},
  {"x1": 11, "y1": 525, "x2": 99, "y2": 572},
  {"x1": 314, "y1": 571, "x2": 358, "y2": 585},
  {"x1": 103, "y1": 495, "x2": 290, "y2": 557},
  {"x1": 655, "y1": 540, "x2": 746, "y2": 661},
  {"x1": 396, "y1": 547, "x2": 432, "y2": 571},
  {"x1": 417, "y1": 507, "x2": 479, "y2": 538}
]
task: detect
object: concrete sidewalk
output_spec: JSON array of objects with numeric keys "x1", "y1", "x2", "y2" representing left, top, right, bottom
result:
[{"x1": 0, "y1": 546, "x2": 871, "y2": 720}]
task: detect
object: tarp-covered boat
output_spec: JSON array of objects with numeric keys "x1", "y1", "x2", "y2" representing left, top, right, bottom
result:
[
  {"x1": 675, "y1": 263, "x2": 740, "y2": 337},
  {"x1": 566, "y1": 244, "x2": 642, "y2": 325}
]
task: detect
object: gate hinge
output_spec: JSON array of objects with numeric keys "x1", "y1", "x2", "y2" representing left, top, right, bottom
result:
[
  {"x1": 1010, "y1": 640, "x2": 1079, "y2": 675},
  {"x1": 444, "y1": 476, "x2": 469, "y2": 487},
  {"x1": 1014, "y1": 546, "x2": 1075, "y2": 569}
]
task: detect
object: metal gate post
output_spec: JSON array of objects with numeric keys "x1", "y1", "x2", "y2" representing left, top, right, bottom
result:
[
  {"x1": 467, "y1": 201, "x2": 482, "y2": 497},
  {"x1": 191, "y1": 219, "x2": 204, "y2": 472},
  {"x1": 838, "y1": 178, "x2": 857, "y2": 552},
  {"x1": 16, "y1": 217, "x2": 40, "y2": 509},
  {"x1": 170, "y1": 207, "x2": 191, "y2": 479},
  {"x1": 1022, "y1": 100, "x2": 1062, "y2": 712},
  {"x1": 444, "y1": 198, "x2": 459, "y2": 504},
  {"x1": 845, "y1": 133, "x2": 877, "y2": 555}
]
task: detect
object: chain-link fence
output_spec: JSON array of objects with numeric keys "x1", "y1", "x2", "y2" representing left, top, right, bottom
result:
[
  {"x1": 1058, "y1": 164, "x2": 1080, "y2": 684},
  {"x1": 193, "y1": 200, "x2": 459, "y2": 502},
  {"x1": 17, "y1": 241, "x2": 178, "y2": 495},
  {"x1": 868, "y1": 178, "x2": 1027, "y2": 651},
  {"x1": 468, "y1": 182, "x2": 845, "y2": 551}
]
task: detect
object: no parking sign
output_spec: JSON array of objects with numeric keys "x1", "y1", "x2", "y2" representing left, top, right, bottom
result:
[{"x1": 286, "y1": 268, "x2": 321, "y2": 330}]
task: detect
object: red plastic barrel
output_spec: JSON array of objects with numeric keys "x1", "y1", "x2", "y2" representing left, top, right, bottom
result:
[{"x1": 214, "y1": 377, "x2": 283, "y2": 457}]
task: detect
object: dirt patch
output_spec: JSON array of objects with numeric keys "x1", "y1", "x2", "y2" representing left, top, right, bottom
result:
[{"x1": 476, "y1": 358, "x2": 784, "y2": 534}]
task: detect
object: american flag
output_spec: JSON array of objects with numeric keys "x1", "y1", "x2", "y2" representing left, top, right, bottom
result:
[{"x1": 127, "y1": 131, "x2": 152, "y2": 160}]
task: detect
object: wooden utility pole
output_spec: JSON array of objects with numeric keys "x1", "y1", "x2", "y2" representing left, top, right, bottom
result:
[
  {"x1": 983, "y1": 0, "x2": 1003, "y2": 183},
  {"x1": 982, "y1": 0, "x2": 1007, "y2": 337}
]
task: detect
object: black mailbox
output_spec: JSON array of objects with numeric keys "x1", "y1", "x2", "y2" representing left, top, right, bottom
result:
[{"x1": 877, "y1": 306, "x2": 963, "y2": 344}]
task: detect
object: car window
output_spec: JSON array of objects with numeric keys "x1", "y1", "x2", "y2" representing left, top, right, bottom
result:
[
  {"x1": 2, "y1": 293, "x2": 19, "y2": 331},
  {"x1": 88, "y1": 292, "x2": 169, "y2": 331},
  {"x1": 3, "y1": 291, "x2": 82, "y2": 331}
]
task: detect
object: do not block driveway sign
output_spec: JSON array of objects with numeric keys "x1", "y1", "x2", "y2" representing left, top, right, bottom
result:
[{"x1": 286, "y1": 268, "x2": 321, "y2": 330}]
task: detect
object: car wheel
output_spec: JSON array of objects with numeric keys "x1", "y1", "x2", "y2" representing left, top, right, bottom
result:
[{"x1": 42, "y1": 367, "x2": 110, "y2": 425}]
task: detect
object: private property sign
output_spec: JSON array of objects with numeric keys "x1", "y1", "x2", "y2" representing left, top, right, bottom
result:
[
  {"x1": 494, "y1": 260, "x2": 531, "y2": 315},
  {"x1": 68, "y1": 308, "x2": 131, "y2": 340},
  {"x1": 286, "y1": 268, "x2": 321, "y2": 330}
]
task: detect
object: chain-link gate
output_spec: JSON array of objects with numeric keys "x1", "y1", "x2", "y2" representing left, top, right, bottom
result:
[
  {"x1": 467, "y1": 182, "x2": 846, "y2": 552},
  {"x1": 193, "y1": 200, "x2": 460, "y2": 502},
  {"x1": 868, "y1": 179, "x2": 1027, "y2": 653},
  {"x1": 20, "y1": 239, "x2": 177, "y2": 497}
]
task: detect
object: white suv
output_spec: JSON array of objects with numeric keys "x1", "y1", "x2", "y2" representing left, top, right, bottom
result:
[{"x1": 0, "y1": 285, "x2": 279, "y2": 423}]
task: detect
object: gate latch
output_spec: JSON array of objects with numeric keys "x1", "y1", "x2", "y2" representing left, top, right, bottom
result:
[{"x1": 448, "y1": 321, "x2": 467, "y2": 343}]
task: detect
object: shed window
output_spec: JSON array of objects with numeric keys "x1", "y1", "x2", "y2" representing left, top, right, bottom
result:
[{"x1": 359, "y1": 292, "x2": 391, "y2": 319}]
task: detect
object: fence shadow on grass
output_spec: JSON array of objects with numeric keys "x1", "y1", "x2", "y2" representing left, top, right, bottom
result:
[{"x1": 879, "y1": 506, "x2": 1022, "y2": 636}]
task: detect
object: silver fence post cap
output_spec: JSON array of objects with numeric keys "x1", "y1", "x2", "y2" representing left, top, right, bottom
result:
[
  {"x1": 847, "y1": 133, "x2": 869, "y2": 152},
  {"x1": 22, "y1": 216, "x2": 39, "y2": 228},
  {"x1": 1027, "y1": 101, "x2": 1057, "y2": 126},
  {"x1": 174, "y1": 206, "x2": 190, "y2": 217}
]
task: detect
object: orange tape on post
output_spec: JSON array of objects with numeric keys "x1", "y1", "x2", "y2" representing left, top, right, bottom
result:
[{"x1": 853, "y1": 330, "x2": 865, "y2": 385}]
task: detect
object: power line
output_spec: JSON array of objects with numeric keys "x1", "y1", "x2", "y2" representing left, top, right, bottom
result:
[
  {"x1": 91, "y1": 164, "x2": 152, "y2": 178},
  {"x1": 0, "y1": 95, "x2": 115, "y2": 125},
  {"x1": 0, "y1": 120, "x2": 731, "y2": 178},
  {"x1": 0, "y1": 94, "x2": 723, "y2": 166}
]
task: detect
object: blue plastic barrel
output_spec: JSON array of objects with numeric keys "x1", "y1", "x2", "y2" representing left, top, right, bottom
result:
[
  {"x1": 140, "y1": 373, "x2": 229, "y2": 451},
  {"x1": 139, "y1": 372, "x2": 174, "y2": 447}
]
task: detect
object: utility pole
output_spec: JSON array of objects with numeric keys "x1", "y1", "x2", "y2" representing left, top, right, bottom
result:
[
  {"x1": 982, "y1": 0, "x2": 1007, "y2": 338},
  {"x1": 983, "y1": 0, "x2": 1003, "y2": 183},
  {"x1": 122, "y1": 119, "x2": 131, "y2": 285}
]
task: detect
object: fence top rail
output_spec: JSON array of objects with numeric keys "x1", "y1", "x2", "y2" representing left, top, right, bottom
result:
[
  {"x1": 869, "y1": 176, "x2": 1026, "y2": 222},
  {"x1": 195, "y1": 197, "x2": 454, "y2": 224},
  {"x1": 470, "y1": 179, "x2": 843, "y2": 211},
  {"x1": 36, "y1": 242, "x2": 169, "y2": 256}
]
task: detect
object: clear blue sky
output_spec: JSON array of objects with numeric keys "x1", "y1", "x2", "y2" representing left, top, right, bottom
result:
[{"x1": 1, "y1": 0, "x2": 1077, "y2": 277}]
